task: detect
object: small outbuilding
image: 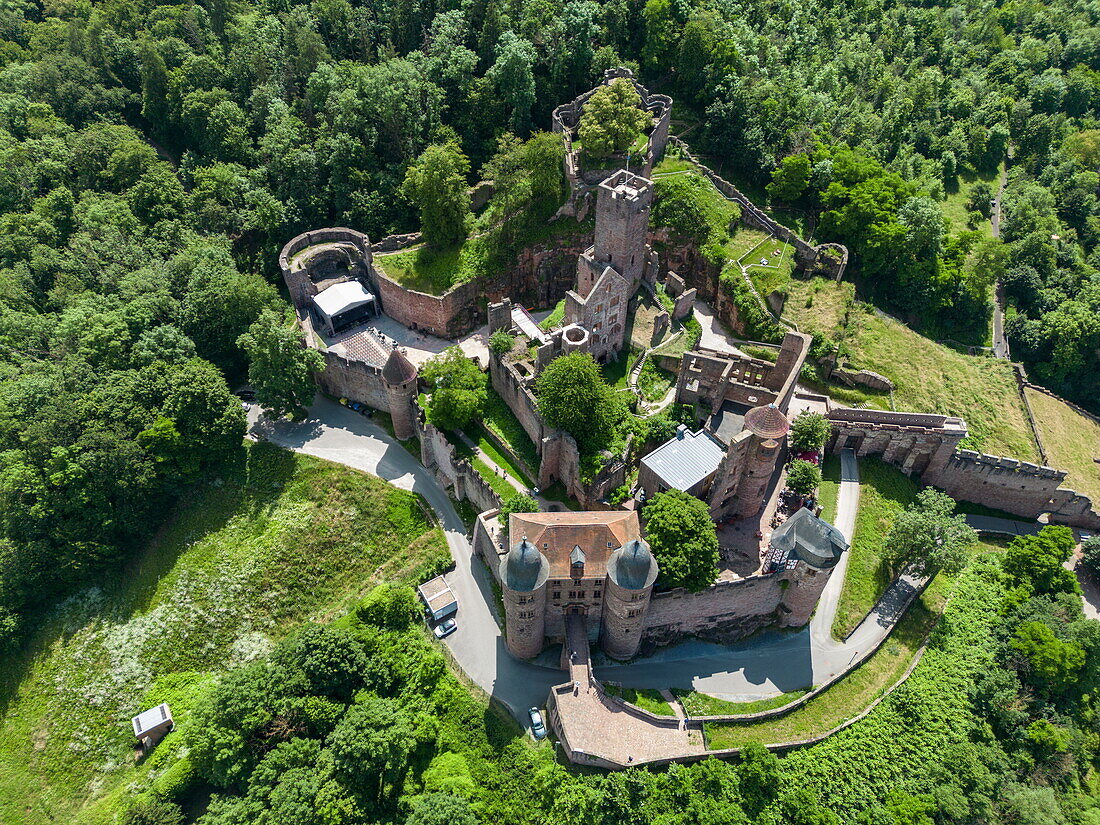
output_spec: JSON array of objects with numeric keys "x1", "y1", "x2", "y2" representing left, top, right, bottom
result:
[
  {"x1": 418, "y1": 575, "x2": 458, "y2": 621},
  {"x1": 132, "y1": 703, "x2": 174, "y2": 749},
  {"x1": 312, "y1": 280, "x2": 377, "y2": 335},
  {"x1": 638, "y1": 425, "x2": 727, "y2": 500}
]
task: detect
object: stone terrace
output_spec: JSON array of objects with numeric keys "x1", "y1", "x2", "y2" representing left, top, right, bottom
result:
[{"x1": 551, "y1": 614, "x2": 706, "y2": 767}]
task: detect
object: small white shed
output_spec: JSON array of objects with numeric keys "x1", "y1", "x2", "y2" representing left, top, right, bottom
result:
[
  {"x1": 132, "y1": 703, "x2": 174, "y2": 746},
  {"x1": 418, "y1": 575, "x2": 458, "y2": 621}
]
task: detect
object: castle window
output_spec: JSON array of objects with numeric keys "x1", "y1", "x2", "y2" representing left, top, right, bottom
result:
[
  {"x1": 577, "y1": 591, "x2": 586, "y2": 599},
  {"x1": 569, "y1": 590, "x2": 576, "y2": 599},
  {"x1": 594, "y1": 590, "x2": 602, "y2": 598},
  {"x1": 627, "y1": 609, "x2": 639, "y2": 618},
  {"x1": 552, "y1": 591, "x2": 561, "y2": 600}
]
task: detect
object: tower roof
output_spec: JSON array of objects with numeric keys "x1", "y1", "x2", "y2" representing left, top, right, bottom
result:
[
  {"x1": 744, "y1": 403, "x2": 790, "y2": 439},
  {"x1": 501, "y1": 538, "x2": 550, "y2": 592},
  {"x1": 382, "y1": 348, "x2": 417, "y2": 385},
  {"x1": 607, "y1": 538, "x2": 659, "y2": 590},
  {"x1": 769, "y1": 507, "x2": 848, "y2": 569}
]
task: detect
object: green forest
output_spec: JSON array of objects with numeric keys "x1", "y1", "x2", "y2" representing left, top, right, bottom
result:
[{"x1": 1, "y1": 0, "x2": 1100, "y2": 821}]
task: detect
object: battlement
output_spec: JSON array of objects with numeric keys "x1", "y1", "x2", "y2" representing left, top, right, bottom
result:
[
  {"x1": 828, "y1": 407, "x2": 967, "y2": 434},
  {"x1": 949, "y1": 450, "x2": 1067, "y2": 480}
]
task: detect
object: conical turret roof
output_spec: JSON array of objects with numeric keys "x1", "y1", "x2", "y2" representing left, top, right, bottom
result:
[
  {"x1": 607, "y1": 538, "x2": 658, "y2": 590},
  {"x1": 744, "y1": 403, "x2": 790, "y2": 439},
  {"x1": 501, "y1": 538, "x2": 549, "y2": 592},
  {"x1": 382, "y1": 347, "x2": 417, "y2": 385}
]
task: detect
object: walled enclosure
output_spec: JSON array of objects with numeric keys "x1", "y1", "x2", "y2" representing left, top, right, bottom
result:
[{"x1": 826, "y1": 407, "x2": 1100, "y2": 530}]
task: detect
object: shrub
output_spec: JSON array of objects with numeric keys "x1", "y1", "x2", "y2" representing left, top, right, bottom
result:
[
  {"x1": 489, "y1": 329, "x2": 515, "y2": 355},
  {"x1": 786, "y1": 459, "x2": 822, "y2": 497},
  {"x1": 498, "y1": 493, "x2": 538, "y2": 525}
]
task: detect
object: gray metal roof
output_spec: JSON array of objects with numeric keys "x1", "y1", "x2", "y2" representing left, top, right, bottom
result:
[
  {"x1": 708, "y1": 401, "x2": 751, "y2": 445},
  {"x1": 641, "y1": 426, "x2": 726, "y2": 491},
  {"x1": 769, "y1": 508, "x2": 848, "y2": 569}
]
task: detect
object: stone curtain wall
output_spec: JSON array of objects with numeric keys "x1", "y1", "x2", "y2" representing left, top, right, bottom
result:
[
  {"x1": 314, "y1": 350, "x2": 392, "y2": 412},
  {"x1": 665, "y1": 138, "x2": 848, "y2": 280},
  {"x1": 420, "y1": 420, "x2": 502, "y2": 514},
  {"x1": 489, "y1": 353, "x2": 546, "y2": 450},
  {"x1": 826, "y1": 408, "x2": 1100, "y2": 529},
  {"x1": 643, "y1": 573, "x2": 785, "y2": 648}
]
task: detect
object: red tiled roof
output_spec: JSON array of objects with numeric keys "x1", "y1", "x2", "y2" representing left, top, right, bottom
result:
[
  {"x1": 744, "y1": 403, "x2": 790, "y2": 439},
  {"x1": 509, "y1": 510, "x2": 641, "y2": 578}
]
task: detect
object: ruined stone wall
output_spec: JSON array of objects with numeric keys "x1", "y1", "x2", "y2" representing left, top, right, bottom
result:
[
  {"x1": 279, "y1": 227, "x2": 372, "y2": 310},
  {"x1": 826, "y1": 408, "x2": 1100, "y2": 529},
  {"x1": 642, "y1": 573, "x2": 785, "y2": 648},
  {"x1": 420, "y1": 420, "x2": 502, "y2": 514},
  {"x1": 313, "y1": 350, "x2": 392, "y2": 412},
  {"x1": 370, "y1": 233, "x2": 591, "y2": 341},
  {"x1": 931, "y1": 450, "x2": 1069, "y2": 520},
  {"x1": 490, "y1": 353, "x2": 545, "y2": 450}
]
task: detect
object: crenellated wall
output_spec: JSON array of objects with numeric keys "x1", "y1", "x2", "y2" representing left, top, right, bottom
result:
[
  {"x1": 641, "y1": 561, "x2": 831, "y2": 649},
  {"x1": 826, "y1": 407, "x2": 1100, "y2": 529},
  {"x1": 420, "y1": 420, "x2": 503, "y2": 514}
]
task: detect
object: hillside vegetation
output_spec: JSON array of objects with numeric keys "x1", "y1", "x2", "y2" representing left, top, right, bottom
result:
[{"x1": 0, "y1": 444, "x2": 448, "y2": 824}]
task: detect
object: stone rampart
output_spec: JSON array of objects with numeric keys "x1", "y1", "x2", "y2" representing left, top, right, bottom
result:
[
  {"x1": 490, "y1": 353, "x2": 545, "y2": 451},
  {"x1": 420, "y1": 420, "x2": 502, "y2": 514},
  {"x1": 313, "y1": 350, "x2": 392, "y2": 412},
  {"x1": 279, "y1": 227, "x2": 372, "y2": 309},
  {"x1": 643, "y1": 573, "x2": 784, "y2": 648},
  {"x1": 666, "y1": 137, "x2": 848, "y2": 280},
  {"x1": 367, "y1": 265, "x2": 482, "y2": 339},
  {"x1": 827, "y1": 407, "x2": 1100, "y2": 529}
]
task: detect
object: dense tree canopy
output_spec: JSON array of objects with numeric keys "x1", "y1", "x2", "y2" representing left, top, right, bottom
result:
[
  {"x1": 401, "y1": 142, "x2": 472, "y2": 249},
  {"x1": 643, "y1": 489, "x2": 719, "y2": 592},
  {"x1": 421, "y1": 347, "x2": 487, "y2": 432},
  {"x1": 885, "y1": 488, "x2": 977, "y2": 577},
  {"x1": 578, "y1": 77, "x2": 651, "y2": 158},
  {"x1": 536, "y1": 352, "x2": 623, "y2": 454}
]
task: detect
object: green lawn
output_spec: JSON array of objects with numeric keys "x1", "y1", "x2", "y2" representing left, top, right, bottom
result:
[
  {"x1": 453, "y1": 438, "x2": 519, "y2": 500},
  {"x1": 0, "y1": 444, "x2": 449, "y2": 825},
  {"x1": 941, "y1": 164, "x2": 1002, "y2": 236},
  {"x1": 676, "y1": 688, "x2": 809, "y2": 717},
  {"x1": 483, "y1": 388, "x2": 540, "y2": 473},
  {"x1": 784, "y1": 276, "x2": 1039, "y2": 460},
  {"x1": 832, "y1": 458, "x2": 920, "y2": 640},
  {"x1": 375, "y1": 244, "x2": 464, "y2": 295},
  {"x1": 741, "y1": 237, "x2": 796, "y2": 297},
  {"x1": 1025, "y1": 387, "x2": 1100, "y2": 504},
  {"x1": 604, "y1": 685, "x2": 677, "y2": 716},
  {"x1": 539, "y1": 298, "x2": 566, "y2": 331},
  {"x1": 817, "y1": 453, "x2": 841, "y2": 524},
  {"x1": 472, "y1": 424, "x2": 535, "y2": 488}
]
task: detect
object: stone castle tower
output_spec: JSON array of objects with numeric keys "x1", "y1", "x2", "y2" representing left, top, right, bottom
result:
[
  {"x1": 500, "y1": 538, "x2": 550, "y2": 659},
  {"x1": 709, "y1": 403, "x2": 790, "y2": 520},
  {"x1": 577, "y1": 169, "x2": 653, "y2": 295},
  {"x1": 382, "y1": 348, "x2": 419, "y2": 441},
  {"x1": 601, "y1": 538, "x2": 659, "y2": 659},
  {"x1": 768, "y1": 507, "x2": 849, "y2": 626}
]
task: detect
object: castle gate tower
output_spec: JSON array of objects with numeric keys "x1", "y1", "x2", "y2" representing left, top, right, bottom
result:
[
  {"x1": 500, "y1": 538, "x2": 550, "y2": 659},
  {"x1": 601, "y1": 538, "x2": 659, "y2": 660}
]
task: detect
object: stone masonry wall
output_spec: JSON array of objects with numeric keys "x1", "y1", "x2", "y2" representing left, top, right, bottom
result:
[
  {"x1": 643, "y1": 573, "x2": 784, "y2": 648},
  {"x1": 313, "y1": 350, "x2": 392, "y2": 412},
  {"x1": 490, "y1": 353, "x2": 546, "y2": 450},
  {"x1": 420, "y1": 420, "x2": 502, "y2": 514}
]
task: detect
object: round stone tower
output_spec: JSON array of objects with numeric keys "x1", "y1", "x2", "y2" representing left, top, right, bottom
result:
[
  {"x1": 382, "y1": 348, "x2": 418, "y2": 441},
  {"x1": 600, "y1": 538, "x2": 659, "y2": 660},
  {"x1": 734, "y1": 403, "x2": 790, "y2": 518},
  {"x1": 773, "y1": 509, "x2": 848, "y2": 627},
  {"x1": 500, "y1": 538, "x2": 550, "y2": 659}
]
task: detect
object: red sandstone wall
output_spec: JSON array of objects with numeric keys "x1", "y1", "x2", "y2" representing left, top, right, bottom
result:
[{"x1": 642, "y1": 574, "x2": 784, "y2": 647}]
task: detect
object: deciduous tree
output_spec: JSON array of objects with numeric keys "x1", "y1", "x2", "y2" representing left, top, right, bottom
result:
[
  {"x1": 643, "y1": 490, "x2": 719, "y2": 592},
  {"x1": 401, "y1": 142, "x2": 471, "y2": 249},
  {"x1": 237, "y1": 309, "x2": 325, "y2": 418}
]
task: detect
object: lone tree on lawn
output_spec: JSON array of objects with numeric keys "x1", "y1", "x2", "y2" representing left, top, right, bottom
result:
[
  {"x1": 885, "y1": 487, "x2": 977, "y2": 578},
  {"x1": 535, "y1": 352, "x2": 622, "y2": 454},
  {"x1": 577, "y1": 78, "x2": 651, "y2": 158},
  {"x1": 789, "y1": 411, "x2": 830, "y2": 453},
  {"x1": 401, "y1": 141, "x2": 471, "y2": 249},
  {"x1": 420, "y1": 347, "x2": 486, "y2": 432},
  {"x1": 237, "y1": 308, "x2": 324, "y2": 418},
  {"x1": 786, "y1": 459, "x2": 822, "y2": 497},
  {"x1": 643, "y1": 490, "x2": 719, "y2": 592}
]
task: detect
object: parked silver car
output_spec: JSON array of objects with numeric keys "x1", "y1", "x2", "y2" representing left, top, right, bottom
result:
[{"x1": 528, "y1": 707, "x2": 547, "y2": 739}]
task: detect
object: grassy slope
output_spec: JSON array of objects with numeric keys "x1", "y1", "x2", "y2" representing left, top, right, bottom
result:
[
  {"x1": 1025, "y1": 388, "x2": 1100, "y2": 503},
  {"x1": 785, "y1": 276, "x2": 1038, "y2": 460},
  {"x1": 0, "y1": 444, "x2": 448, "y2": 825},
  {"x1": 374, "y1": 244, "x2": 463, "y2": 295},
  {"x1": 605, "y1": 685, "x2": 676, "y2": 716},
  {"x1": 704, "y1": 542, "x2": 1009, "y2": 750},
  {"x1": 940, "y1": 164, "x2": 1002, "y2": 236},
  {"x1": 818, "y1": 453, "x2": 842, "y2": 524},
  {"x1": 677, "y1": 689, "x2": 809, "y2": 717},
  {"x1": 832, "y1": 458, "x2": 920, "y2": 640}
]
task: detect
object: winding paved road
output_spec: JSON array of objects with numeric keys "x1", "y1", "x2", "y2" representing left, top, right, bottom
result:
[{"x1": 249, "y1": 399, "x2": 917, "y2": 723}]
